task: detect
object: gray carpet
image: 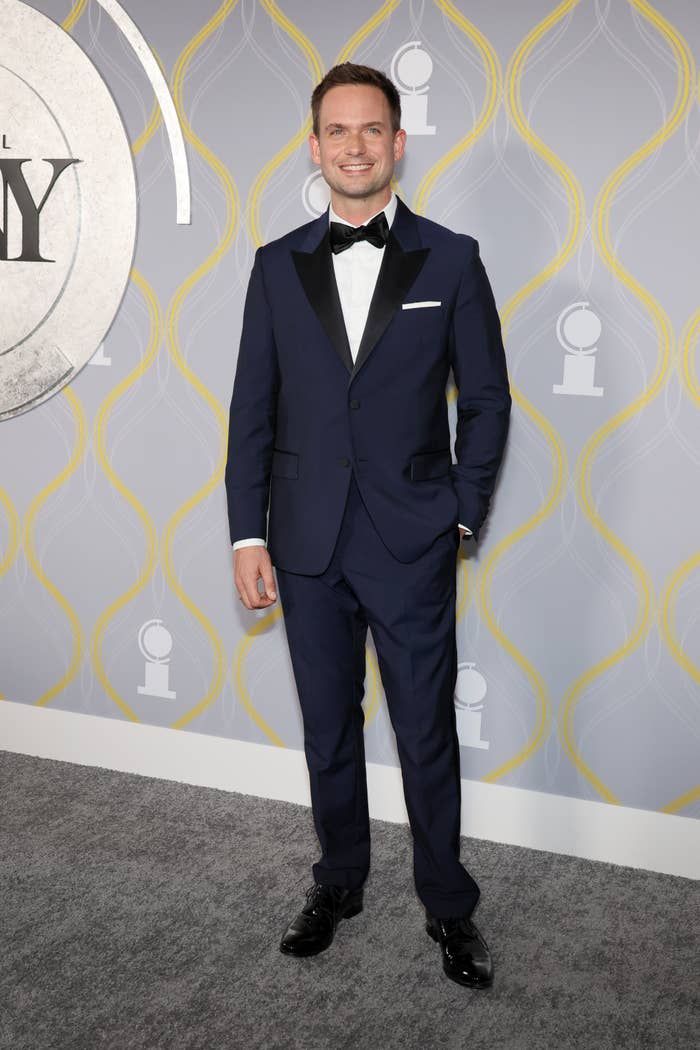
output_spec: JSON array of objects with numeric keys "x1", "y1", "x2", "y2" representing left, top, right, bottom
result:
[{"x1": 0, "y1": 750, "x2": 697, "y2": 1050}]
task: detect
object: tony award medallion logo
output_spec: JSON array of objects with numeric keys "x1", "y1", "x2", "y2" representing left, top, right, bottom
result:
[
  {"x1": 0, "y1": 0, "x2": 137, "y2": 420},
  {"x1": 552, "y1": 302, "x2": 604, "y2": 397},
  {"x1": 137, "y1": 620, "x2": 177, "y2": 701},
  {"x1": 391, "y1": 42, "x2": 436, "y2": 136},
  {"x1": 454, "y1": 662, "x2": 489, "y2": 750},
  {"x1": 302, "y1": 170, "x2": 331, "y2": 218}
]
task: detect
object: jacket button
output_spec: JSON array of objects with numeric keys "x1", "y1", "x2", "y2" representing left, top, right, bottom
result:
[
  {"x1": 350, "y1": 399, "x2": 360, "y2": 409},
  {"x1": 339, "y1": 457, "x2": 350, "y2": 467}
]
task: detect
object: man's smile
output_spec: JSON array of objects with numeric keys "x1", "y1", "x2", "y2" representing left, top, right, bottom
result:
[{"x1": 338, "y1": 162, "x2": 374, "y2": 172}]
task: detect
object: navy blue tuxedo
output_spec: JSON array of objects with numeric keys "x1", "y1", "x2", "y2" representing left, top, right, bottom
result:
[
  {"x1": 225, "y1": 195, "x2": 511, "y2": 917},
  {"x1": 225, "y1": 195, "x2": 511, "y2": 574}
]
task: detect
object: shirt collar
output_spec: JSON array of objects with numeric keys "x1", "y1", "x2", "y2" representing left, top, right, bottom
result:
[{"x1": 328, "y1": 189, "x2": 397, "y2": 230}]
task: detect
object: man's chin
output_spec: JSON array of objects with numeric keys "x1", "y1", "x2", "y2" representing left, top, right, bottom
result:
[{"x1": 327, "y1": 176, "x2": 387, "y2": 199}]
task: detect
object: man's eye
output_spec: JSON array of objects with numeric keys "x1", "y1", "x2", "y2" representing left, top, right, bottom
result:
[{"x1": 366, "y1": 127, "x2": 380, "y2": 134}]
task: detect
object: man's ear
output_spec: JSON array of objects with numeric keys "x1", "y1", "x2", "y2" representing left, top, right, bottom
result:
[
  {"x1": 309, "y1": 133, "x2": 321, "y2": 164},
  {"x1": 393, "y1": 128, "x2": 407, "y2": 163}
]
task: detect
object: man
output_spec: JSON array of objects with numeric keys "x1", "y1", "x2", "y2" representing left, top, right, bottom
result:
[{"x1": 225, "y1": 63, "x2": 511, "y2": 990}]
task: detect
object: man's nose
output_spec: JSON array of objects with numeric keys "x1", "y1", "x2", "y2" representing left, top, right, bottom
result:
[{"x1": 344, "y1": 132, "x2": 366, "y2": 154}]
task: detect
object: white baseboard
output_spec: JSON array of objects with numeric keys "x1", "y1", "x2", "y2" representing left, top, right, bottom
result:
[{"x1": 1, "y1": 700, "x2": 698, "y2": 880}]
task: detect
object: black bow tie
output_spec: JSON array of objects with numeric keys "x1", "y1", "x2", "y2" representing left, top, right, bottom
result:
[{"x1": 329, "y1": 211, "x2": 390, "y2": 254}]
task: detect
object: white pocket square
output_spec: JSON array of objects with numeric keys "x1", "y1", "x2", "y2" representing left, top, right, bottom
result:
[{"x1": 401, "y1": 300, "x2": 441, "y2": 310}]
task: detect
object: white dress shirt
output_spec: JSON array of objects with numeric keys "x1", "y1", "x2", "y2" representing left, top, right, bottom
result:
[
  {"x1": 232, "y1": 190, "x2": 471, "y2": 549},
  {"x1": 329, "y1": 191, "x2": 398, "y2": 361}
]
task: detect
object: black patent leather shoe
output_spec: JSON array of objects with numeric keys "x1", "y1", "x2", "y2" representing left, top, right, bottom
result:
[
  {"x1": 279, "y1": 882, "x2": 364, "y2": 957},
  {"x1": 426, "y1": 909, "x2": 494, "y2": 988}
]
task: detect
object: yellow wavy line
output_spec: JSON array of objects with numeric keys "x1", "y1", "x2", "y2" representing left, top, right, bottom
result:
[
  {"x1": 62, "y1": 0, "x2": 87, "y2": 33},
  {"x1": 132, "y1": 49, "x2": 166, "y2": 155},
  {"x1": 233, "y1": 606, "x2": 285, "y2": 745},
  {"x1": 336, "y1": 10, "x2": 408, "y2": 202},
  {"x1": 656, "y1": 63, "x2": 700, "y2": 817},
  {"x1": 455, "y1": 553, "x2": 472, "y2": 624},
  {"x1": 559, "y1": 0, "x2": 694, "y2": 804},
  {"x1": 656, "y1": 304, "x2": 700, "y2": 814},
  {"x1": 660, "y1": 784, "x2": 700, "y2": 816},
  {"x1": 413, "y1": 1, "x2": 500, "y2": 214},
  {"x1": 236, "y1": 0, "x2": 325, "y2": 744},
  {"x1": 477, "y1": 1, "x2": 583, "y2": 782},
  {"x1": 18, "y1": 0, "x2": 161, "y2": 716},
  {"x1": 10, "y1": 0, "x2": 93, "y2": 707},
  {"x1": 247, "y1": 0, "x2": 403, "y2": 247},
  {"x1": 25, "y1": 389, "x2": 87, "y2": 707},
  {"x1": 413, "y1": 4, "x2": 496, "y2": 633},
  {"x1": 0, "y1": 453, "x2": 20, "y2": 657},
  {"x1": 680, "y1": 241, "x2": 700, "y2": 401},
  {"x1": 90, "y1": 50, "x2": 170, "y2": 720},
  {"x1": 91, "y1": 271, "x2": 162, "y2": 721},
  {"x1": 164, "y1": 0, "x2": 240, "y2": 730},
  {"x1": 247, "y1": 2, "x2": 324, "y2": 248},
  {"x1": 659, "y1": 550, "x2": 700, "y2": 683},
  {"x1": 363, "y1": 646, "x2": 381, "y2": 724},
  {"x1": 0, "y1": 486, "x2": 19, "y2": 583},
  {"x1": 233, "y1": 606, "x2": 381, "y2": 746},
  {"x1": 236, "y1": 2, "x2": 401, "y2": 742},
  {"x1": 334, "y1": 0, "x2": 401, "y2": 64},
  {"x1": 658, "y1": 310, "x2": 700, "y2": 688}
]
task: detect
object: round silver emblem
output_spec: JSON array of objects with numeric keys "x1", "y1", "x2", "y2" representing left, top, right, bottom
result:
[{"x1": 0, "y1": 0, "x2": 137, "y2": 420}]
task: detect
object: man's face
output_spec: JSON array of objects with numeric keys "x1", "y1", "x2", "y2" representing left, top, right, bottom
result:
[{"x1": 309, "y1": 84, "x2": 406, "y2": 203}]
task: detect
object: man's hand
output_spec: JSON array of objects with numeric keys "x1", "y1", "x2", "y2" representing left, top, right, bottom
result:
[{"x1": 234, "y1": 545, "x2": 277, "y2": 609}]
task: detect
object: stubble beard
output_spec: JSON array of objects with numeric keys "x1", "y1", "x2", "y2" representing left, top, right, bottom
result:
[{"x1": 324, "y1": 163, "x2": 392, "y2": 205}]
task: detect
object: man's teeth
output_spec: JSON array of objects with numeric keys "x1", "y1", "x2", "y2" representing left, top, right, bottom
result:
[{"x1": 341, "y1": 164, "x2": 372, "y2": 169}]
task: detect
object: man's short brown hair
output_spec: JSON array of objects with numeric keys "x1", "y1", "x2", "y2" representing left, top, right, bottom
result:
[{"x1": 311, "y1": 62, "x2": 401, "y2": 137}]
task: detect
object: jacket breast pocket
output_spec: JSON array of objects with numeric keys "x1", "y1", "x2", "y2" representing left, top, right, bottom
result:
[
  {"x1": 271, "y1": 448, "x2": 299, "y2": 479},
  {"x1": 395, "y1": 302, "x2": 446, "y2": 345},
  {"x1": 410, "y1": 448, "x2": 452, "y2": 481}
]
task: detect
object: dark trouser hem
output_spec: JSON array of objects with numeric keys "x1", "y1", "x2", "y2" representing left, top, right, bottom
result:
[
  {"x1": 421, "y1": 889, "x2": 480, "y2": 919},
  {"x1": 311, "y1": 862, "x2": 368, "y2": 893}
]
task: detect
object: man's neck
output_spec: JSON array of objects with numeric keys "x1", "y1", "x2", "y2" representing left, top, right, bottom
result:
[{"x1": 329, "y1": 187, "x2": 392, "y2": 227}]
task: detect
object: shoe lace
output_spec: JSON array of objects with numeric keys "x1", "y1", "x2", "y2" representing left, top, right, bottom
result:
[
  {"x1": 439, "y1": 915, "x2": 476, "y2": 938},
  {"x1": 302, "y1": 882, "x2": 338, "y2": 925}
]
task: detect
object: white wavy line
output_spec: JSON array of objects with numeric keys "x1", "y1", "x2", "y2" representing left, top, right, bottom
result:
[
  {"x1": 524, "y1": 3, "x2": 606, "y2": 123},
  {"x1": 9, "y1": 401, "x2": 81, "y2": 691},
  {"x1": 627, "y1": 0, "x2": 682, "y2": 74},
  {"x1": 406, "y1": 4, "x2": 588, "y2": 695},
  {"x1": 593, "y1": 389, "x2": 677, "y2": 514},
  {"x1": 94, "y1": 0, "x2": 191, "y2": 223},
  {"x1": 83, "y1": 2, "x2": 152, "y2": 139},
  {"x1": 576, "y1": 621, "x2": 700, "y2": 780},
  {"x1": 238, "y1": 4, "x2": 320, "y2": 245}
]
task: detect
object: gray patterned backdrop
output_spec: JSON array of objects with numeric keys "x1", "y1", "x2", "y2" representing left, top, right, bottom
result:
[{"x1": 2, "y1": 0, "x2": 699, "y2": 823}]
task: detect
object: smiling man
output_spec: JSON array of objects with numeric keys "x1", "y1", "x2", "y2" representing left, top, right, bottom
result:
[{"x1": 225, "y1": 63, "x2": 511, "y2": 990}]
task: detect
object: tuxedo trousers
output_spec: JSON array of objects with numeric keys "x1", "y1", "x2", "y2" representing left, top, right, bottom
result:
[{"x1": 274, "y1": 467, "x2": 480, "y2": 918}]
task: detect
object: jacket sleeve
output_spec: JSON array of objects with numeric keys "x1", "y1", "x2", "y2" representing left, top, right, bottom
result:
[
  {"x1": 449, "y1": 238, "x2": 511, "y2": 541},
  {"x1": 225, "y1": 247, "x2": 279, "y2": 545}
]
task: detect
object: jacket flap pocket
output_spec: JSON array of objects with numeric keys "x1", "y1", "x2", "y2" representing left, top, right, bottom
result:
[
  {"x1": 410, "y1": 449, "x2": 451, "y2": 481},
  {"x1": 271, "y1": 448, "x2": 299, "y2": 479}
]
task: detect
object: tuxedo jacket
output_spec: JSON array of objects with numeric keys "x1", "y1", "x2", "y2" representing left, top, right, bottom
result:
[{"x1": 225, "y1": 194, "x2": 511, "y2": 576}]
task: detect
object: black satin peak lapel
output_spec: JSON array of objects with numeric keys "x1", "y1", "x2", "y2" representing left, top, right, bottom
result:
[
  {"x1": 292, "y1": 230, "x2": 354, "y2": 375},
  {"x1": 291, "y1": 202, "x2": 430, "y2": 381},
  {"x1": 351, "y1": 232, "x2": 429, "y2": 380}
]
